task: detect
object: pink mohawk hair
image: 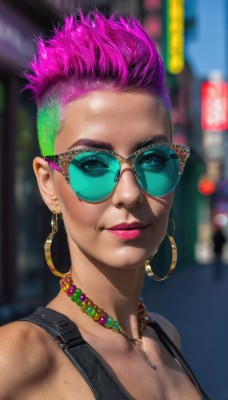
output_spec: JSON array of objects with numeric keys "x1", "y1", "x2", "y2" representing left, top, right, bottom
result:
[{"x1": 25, "y1": 11, "x2": 171, "y2": 109}]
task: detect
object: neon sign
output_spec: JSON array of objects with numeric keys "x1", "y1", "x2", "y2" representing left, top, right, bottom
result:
[{"x1": 165, "y1": 0, "x2": 184, "y2": 74}]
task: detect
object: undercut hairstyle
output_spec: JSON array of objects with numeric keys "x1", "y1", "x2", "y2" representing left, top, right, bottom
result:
[{"x1": 25, "y1": 11, "x2": 171, "y2": 156}]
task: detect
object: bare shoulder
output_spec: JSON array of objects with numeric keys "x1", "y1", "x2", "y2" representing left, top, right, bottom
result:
[
  {"x1": 0, "y1": 320, "x2": 55, "y2": 399},
  {"x1": 149, "y1": 312, "x2": 181, "y2": 349}
]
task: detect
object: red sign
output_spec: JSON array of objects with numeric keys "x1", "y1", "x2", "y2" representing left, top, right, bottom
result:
[{"x1": 201, "y1": 81, "x2": 228, "y2": 131}]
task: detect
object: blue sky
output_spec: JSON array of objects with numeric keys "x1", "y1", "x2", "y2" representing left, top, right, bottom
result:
[{"x1": 186, "y1": 0, "x2": 227, "y2": 79}]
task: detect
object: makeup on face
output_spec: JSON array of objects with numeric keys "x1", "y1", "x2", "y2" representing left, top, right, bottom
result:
[
  {"x1": 106, "y1": 222, "x2": 150, "y2": 240},
  {"x1": 66, "y1": 134, "x2": 170, "y2": 152},
  {"x1": 47, "y1": 90, "x2": 175, "y2": 270}
]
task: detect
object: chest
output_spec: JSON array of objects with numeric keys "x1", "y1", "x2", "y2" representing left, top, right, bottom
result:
[
  {"x1": 40, "y1": 336, "x2": 202, "y2": 400},
  {"x1": 20, "y1": 308, "x2": 203, "y2": 400}
]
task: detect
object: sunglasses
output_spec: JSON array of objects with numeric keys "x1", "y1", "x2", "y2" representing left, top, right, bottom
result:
[{"x1": 44, "y1": 143, "x2": 190, "y2": 203}]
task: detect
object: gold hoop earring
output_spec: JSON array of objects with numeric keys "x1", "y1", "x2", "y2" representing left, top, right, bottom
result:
[
  {"x1": 145, "y1": 219, "x2": 177, "y2": 281},
  {"x1": 44, "y1": 210, "x2": 67, "y2": 277}
]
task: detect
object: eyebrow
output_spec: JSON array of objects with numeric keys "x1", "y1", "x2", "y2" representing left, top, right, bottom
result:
[
  {"x1": 137, "y1": 135, "x2": 169, "y2": 149},
  {"x1": 67, "y1": 135, "x2": 169, "y2": 151},
  {"x1": 67, "y1": 139, "x2": 113, "y2": 150}
]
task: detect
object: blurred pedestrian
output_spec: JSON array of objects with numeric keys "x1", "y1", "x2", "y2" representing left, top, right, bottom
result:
[
  {"x1": 212, "y1": 226, "x2": 227, "y2": 279},
  {"x1": 0, "y1": 11, "x2": 210, "y2": 399}
]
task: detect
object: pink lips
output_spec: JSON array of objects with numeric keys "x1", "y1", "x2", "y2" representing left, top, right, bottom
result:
[{"x1": 107, "y1": 222, "x2": 147, "y2": 240}]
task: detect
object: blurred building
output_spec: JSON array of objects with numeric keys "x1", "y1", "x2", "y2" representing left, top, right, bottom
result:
[{"x1": 0, "y1": 0, "x2": 82, "y2": 323}]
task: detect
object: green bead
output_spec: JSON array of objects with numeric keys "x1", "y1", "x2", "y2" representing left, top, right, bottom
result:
[
  {"x1": 71, "y1": 293, "x2": 78, "y2": 302},
  {"x1": 75, "y1": 288, "x2": 82, "y2": 298},
  {"x1": 111, "y1": 321, "x2": 120, "y2": 332},
  {"x1": 87, "y1": 306, "x2": 93, "y2": 315},
  {"x1": 105, "y1": 316, "x2": 114, "y2": 328},
  {"x1": 88, "y1": 308, "x2": 97, "y2": 318},
  {"x1": 76, "y1": 298, "x2": 82, "y2": 306}
]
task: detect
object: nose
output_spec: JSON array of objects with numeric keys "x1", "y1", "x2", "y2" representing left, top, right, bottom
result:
[{"x1": 111, "y1": 165, "x2": 144, "y2": 208}]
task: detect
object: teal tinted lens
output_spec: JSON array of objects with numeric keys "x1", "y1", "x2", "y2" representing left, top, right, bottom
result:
[
  {"x1": 69, "y1": 151, "x2": 120, "y2": 202},
  {"x1": 135, "y1": 145, "x2": 180, "y2": 196}
]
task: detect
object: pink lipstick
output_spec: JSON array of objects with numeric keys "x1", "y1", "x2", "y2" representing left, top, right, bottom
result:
[{"x1": 107, "y1": 222, "x2": 147, "y2": 240}]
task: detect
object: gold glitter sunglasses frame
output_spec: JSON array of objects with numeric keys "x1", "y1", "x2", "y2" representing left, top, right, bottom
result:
[{"x1": 44, "y1": 143, "x2": 190, "y2": 185}]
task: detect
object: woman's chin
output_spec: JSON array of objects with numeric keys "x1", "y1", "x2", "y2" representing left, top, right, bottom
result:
[{"x1": 97, "y1": 250, "x2": 150, "y2": 271}]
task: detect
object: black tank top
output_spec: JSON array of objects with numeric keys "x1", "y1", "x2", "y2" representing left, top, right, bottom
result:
[{"x1": 21, "y1": 307, "x2": 210, "y2": 400}]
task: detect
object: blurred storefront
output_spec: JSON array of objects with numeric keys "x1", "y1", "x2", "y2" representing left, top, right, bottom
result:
[
  {"x1": 163, "y1": 1, "x2": 205, "y2": 266},
  {"x1": 0, "y1": 0, "x2": 81, "y2": 323},
  {"x1": 195, "y1": 74, "x2": 228, "y2": 264}
]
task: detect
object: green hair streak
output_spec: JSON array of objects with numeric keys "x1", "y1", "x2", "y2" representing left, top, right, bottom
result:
[{"x1": 37, "y1": 100, "x2": 61, "y2": 156}]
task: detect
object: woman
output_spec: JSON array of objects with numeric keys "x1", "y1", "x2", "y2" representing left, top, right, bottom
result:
[{"x1": 0, "y1": 12, "x2": 209, "y2": 399}]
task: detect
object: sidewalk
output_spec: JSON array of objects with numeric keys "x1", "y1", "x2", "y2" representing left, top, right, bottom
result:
[{"x1": 142, "y1": 263, "x2": 228, "y2": 400}]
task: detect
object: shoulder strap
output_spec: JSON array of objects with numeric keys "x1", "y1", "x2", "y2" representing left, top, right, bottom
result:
[
  {"x1": 148, "y1": 319, "x2": 210, "y2": 400},
  {"x1": 21, "y1": 307, "x2": 129, "y2": 400},
  {"x1": 21, "y1": 307, "x2": 210, "y2": 400}
]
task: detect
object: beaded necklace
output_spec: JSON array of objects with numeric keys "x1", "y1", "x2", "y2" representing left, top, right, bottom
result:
[{"x1": 60, "y1": 274, "x2": 157, "y2": 370}]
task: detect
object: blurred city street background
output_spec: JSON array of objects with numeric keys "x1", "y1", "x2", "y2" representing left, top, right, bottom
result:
[
  {"x1": 0, "y1": 0, "x2": 228, "y2": 399},
  {"x1": 143, "y1": 264, "x2": 228, "y2": 400}
]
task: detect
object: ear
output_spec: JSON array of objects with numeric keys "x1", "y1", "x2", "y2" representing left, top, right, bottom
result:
[{"x1": 33, "y1": 157, "x2": 61, "y2": 213}]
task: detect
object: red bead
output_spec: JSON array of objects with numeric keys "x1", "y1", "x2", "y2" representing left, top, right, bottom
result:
[
  {"x1": 67, "y1": 285, "x2": 76, "y2": 296},
  {"x1": 98, "y1": 313, "x2": 108, "y2": 325},
  {"x1": 98, "y1": 317, "x2": 106, "y2": 325}
]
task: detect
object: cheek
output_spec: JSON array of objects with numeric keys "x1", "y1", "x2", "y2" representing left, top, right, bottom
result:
[
  {"x1": 148, "y1": 193, "x2": 174, "y2": 242},
  {"x1": 148, "y1": 192, "x2": 174, "y2": 219},
  {"x1": 54, "y1": 174, "x2": 104, "y2": 234},
  {"x1": 52, "y1": 173, "x2": 174, "y2": 267}
]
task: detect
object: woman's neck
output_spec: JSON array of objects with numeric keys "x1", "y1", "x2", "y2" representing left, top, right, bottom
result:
[
  {"x1": 77, "y1": 265, "x2": 144, "y2": 316},
  {"x1": 52, "y1": 249, "x2": 146, "y2": 339}
]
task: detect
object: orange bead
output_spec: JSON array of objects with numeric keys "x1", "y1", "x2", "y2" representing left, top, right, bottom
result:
[
  {"x1": 93, "y1": 313, "x2": 101, "y2": 321},
  {"x1": 62, "y1": 283, "x2": 71, "y2": 292}
]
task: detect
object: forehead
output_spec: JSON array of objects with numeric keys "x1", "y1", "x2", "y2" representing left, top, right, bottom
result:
[{"x1": 55, "y1": 90, "x2": 171, "y2": 154}]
